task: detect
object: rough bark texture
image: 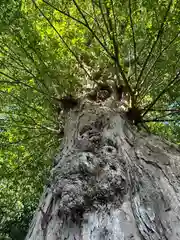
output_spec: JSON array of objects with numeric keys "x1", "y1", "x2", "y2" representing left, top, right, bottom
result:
[{"x1": 26, "y1": 101, "x2": 180, "y2": 240}]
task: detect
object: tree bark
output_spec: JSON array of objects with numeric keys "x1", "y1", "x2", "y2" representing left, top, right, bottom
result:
[{"x1": 25, "y1": 101, "x2": 180, "y2": 240}]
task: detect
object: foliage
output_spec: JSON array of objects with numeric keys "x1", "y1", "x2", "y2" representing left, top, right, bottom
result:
[{"x1": 0, "y1": 0, "x2": 180, "y2": 239}]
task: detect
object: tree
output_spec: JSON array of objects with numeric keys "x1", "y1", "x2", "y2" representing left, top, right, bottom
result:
[
  {"x1": 0, "y1": 0, "x2": 180, "y2": 239},
  {"x1": 26, "y1": 100, "x2": 180, "y2": 240}
]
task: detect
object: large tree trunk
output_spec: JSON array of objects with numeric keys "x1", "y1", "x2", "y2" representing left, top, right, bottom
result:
[{"x1": 25, "y1": 101, "x2": 180, "y2": 240}]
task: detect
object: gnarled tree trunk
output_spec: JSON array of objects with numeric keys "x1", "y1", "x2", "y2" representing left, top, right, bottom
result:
[{"x1": 25, "y1": 101, "x2": 180, "y2": 240}]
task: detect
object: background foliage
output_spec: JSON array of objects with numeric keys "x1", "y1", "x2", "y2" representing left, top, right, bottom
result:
[{"x1": 0, "y1": 0, "x2": 179, "y2": 239}]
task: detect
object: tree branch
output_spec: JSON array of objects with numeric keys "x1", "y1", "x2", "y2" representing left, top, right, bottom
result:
[
  {"x1": 5, "y1": 112, "x2": 60, "y2": 133},
  {"x1": 137, "y1": 71, "x2": 164, "y2": 103},
  {"x1": 32, "y1": 0, "x2": 92, "y2": 80},
  {"x1": 1, "y1": 132, "x2": 51, "y2": 148},
  {"x1": 0, "y1": 71, "x2": 49, "y2": 97},
  {"x1": 143, "y1": 118, "x2": 179, "y2": 123},
  {"x1": 128, "y1": 0, "x2": 137, "y2": 82},
  {"x1": 142, "y1": 71, "x2": 180, "y2": 117},
  {"x1": 42, "y1": 0, "x2": 113, "y2": 58},
  {"x1": 103, "y1": 1, "x2": 121, "y2": 84},
  {"x1": 91, "y1": 0, "x2": 107, "y2": 47},
  {"x1": 72, "y1": 0, "x2": 113, "y2": 57},
  {"x1": 137, "y1": 31, "x2": 180, "y2": 93},
  {"x1": 0, "y1": 40, "x2": 51, "y2": 95},
  {"x1": 102, "y1": 1, "x2": 134, "y2": 103},
  {"x1": 0, "y1": 89, "x2": 56, "y2": 124},
  {"x1": 148, "y1": 108, "x2": 180, "y2": 112},
  {"x1": 135, "y1": 0, "x2": 173, "y2": 91},
  {"x1": 98, "y1": 0, "x2": 112, "y2": 43},
  {"x1": 41, "y1": 0, "x2": 133, "y2": 99}
]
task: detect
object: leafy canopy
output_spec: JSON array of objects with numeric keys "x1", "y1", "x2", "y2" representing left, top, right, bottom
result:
[{"x1": 0, "y1": 0, "x2": 180, "y2": 239}]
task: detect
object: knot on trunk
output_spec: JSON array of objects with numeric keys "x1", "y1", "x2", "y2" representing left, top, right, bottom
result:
[{"x1": 52, "y1": 143, "x2": 128, "y2": 222}]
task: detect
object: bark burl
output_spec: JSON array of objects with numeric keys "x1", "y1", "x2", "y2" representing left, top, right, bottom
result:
[{"x1": 26, "y1": 100, "x2": 180, "y2": 240}]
